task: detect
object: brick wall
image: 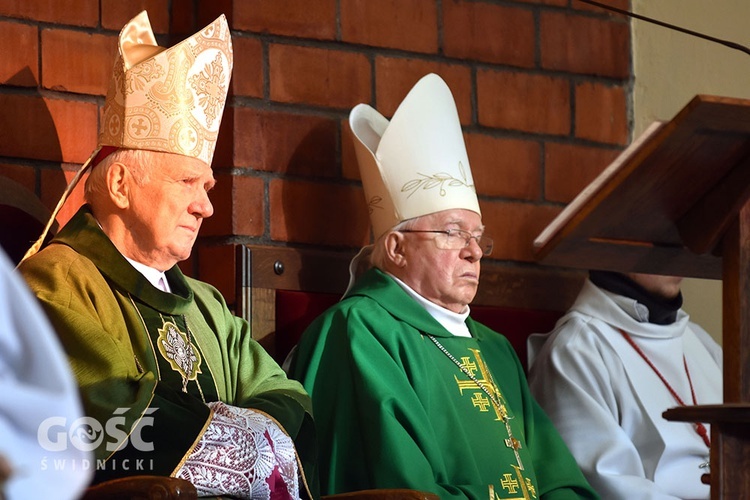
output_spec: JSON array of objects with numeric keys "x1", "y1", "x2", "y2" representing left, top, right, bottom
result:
[{"x1": 0, "y1": 0, "x2": 631, "y2": 311}]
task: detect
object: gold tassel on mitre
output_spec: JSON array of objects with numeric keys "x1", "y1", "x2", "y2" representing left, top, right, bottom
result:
[{"x1": 21, "y1": 10, "x2": 233, "y2": 263}]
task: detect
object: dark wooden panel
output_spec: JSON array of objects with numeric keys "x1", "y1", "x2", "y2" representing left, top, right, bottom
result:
[
  {"x1": 238, "y1": 244, "x2": 584, "y2": 312},
  {"x1": 535, "y1": 95, "x2": 750, "y2": 280},
  {"x1": 537, "y1": 94, "x2": 750, "y2": 500}
]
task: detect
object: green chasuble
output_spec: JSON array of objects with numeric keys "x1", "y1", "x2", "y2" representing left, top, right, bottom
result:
[
  {"x1": 19, "y1": 206, "x2": 318, "y2": 496},
  {"x1": 291, "y1": 268, "x2": 596, "y2": 500}
]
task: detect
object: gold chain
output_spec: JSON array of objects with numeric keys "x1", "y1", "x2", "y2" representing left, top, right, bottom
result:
[{"x1": 426, "y1": 334, "x2": 525, "y2": 470}]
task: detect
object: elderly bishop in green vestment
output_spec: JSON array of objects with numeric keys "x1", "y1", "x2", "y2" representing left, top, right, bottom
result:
[
  {"x1": 290, "y1": 74, "x2": 596, "y2": 499},
  {"x1": 19, "y1": 11, "x2": 317, "y2": 500}
]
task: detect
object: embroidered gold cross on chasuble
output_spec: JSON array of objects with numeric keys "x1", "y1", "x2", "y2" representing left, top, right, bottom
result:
[{"x1": 451, "y1": 347, "x2": 538, "y2": 499}]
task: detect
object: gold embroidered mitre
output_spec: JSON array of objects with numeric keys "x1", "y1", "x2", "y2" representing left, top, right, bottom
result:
[
  {"x1": 349, "y1": 73, "x2": 480, "y2": 240},
  {"x1": 100, "y1": 10, "x2": 233, "y2": 165},
  {"x1": 22, "y1": 11, "x2": 233, "y2": 262}
]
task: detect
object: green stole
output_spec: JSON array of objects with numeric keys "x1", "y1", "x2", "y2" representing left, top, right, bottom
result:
[{"x1": 130, "y1": 282, "x2": 219, "y2": 404}]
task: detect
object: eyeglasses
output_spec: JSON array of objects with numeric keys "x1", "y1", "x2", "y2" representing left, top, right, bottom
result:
[{"x1": 399, "y1": 229, "x2": 493, "y2": 256}]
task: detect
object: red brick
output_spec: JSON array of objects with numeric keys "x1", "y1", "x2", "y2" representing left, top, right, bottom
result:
[
  {"x1": 0, "y1": 164, "x2": 37, "y2": 193},
  {"x1": 481, "y1": 200, "x2": 562, "y2": 262},
  {"x1": 513, "y1": 0, "x2": 567, "y2": 6},
  {"x1": 41, "y1": 165, "x2": 89, "y2": 229},
  {"x1": 544, "y1": 142, "x2": 622, "y2": 203},
  {"x1": 0, "y1": 0, "x2": 98, "y2": 27},
  {"x1": 0, "y1": 21, "x2": 39, "y2": 87},
  {"x1": 200, "y1": 172, "x2": 232, "y2": 236},
  {"x1": 269, "y1": 44, "x2": 371, "y2": 108},
  {"x1": 574, "y1": 0, "x2": 631, "y2": 14},
  {"x1": 575, "y1": 82, "x2": 628, "y2": 145},
  {"x1": 341, "y1": 0, "x2": 438, "y2": 54},
  {"x1": 230, "y1": 175, "x2": 265, "y2": 237},
  {"x1": 234, "y1": 108, "x2": 338, "y2": 177},
  {"x1": 170, "y1": 0, "x2": 196, "y2": 35},
  {"x1": 341, "y1": 118, "x2": 359, "y2": 181},
  {"x1": 101, "y1": 0, "x2": 170, "y2": 32},
  {"x1": 232, "y1": 37, "x2": 264, "y2": 98},
  {"x1": 212, "y1": 107, "x2": 234, "y2": 170},
  {"x1": 0, "y1": 95, "x2": 98, "y2": 163},
  {"x1": 465, "y1": 133, "x2": 541, "y2": 200},
  {"x1": 51, "y1": 99, "x2": 100, "y2": 163},
  {"x1": 374, "y1": 58, "x2": 472, "y2": 124},
  {"x1": 477, "y1": 70, "x2": 571, "y2": 135},
  {"x1": 269, "y1": 179, "x2": 370, "y2": 247},
  {"x1": 541, "y1": 11, "x2": 630, "y2": 78},
  {"x1": 42, "y1": 29, "x2": 117, "y2": 96},
  {"x1": 196, "y1": 244, "x2": 237, "y2": 304},
  {"x1": 234, "y1": 0, "x2": 336, "y2": 40},
  {"x1": 201, "y1": 173, "x2": 265, "y2": 237},
  {"x1": 197, "y1": 0, "x2": 233, "y2": 29},
  {"x1": 442, "y1": 0, "x2": 535, "y2": 68}
]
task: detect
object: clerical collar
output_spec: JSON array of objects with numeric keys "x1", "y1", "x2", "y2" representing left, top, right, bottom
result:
[
  {"x1": 589, "y1": 270, "x2": 682, "y2": 325},
  {"x1": 388, "y1": 273, "x2": 472, "y2": 337},
  {"x1": 125, "y1": 257, "x2": 171, "y2": 293}
]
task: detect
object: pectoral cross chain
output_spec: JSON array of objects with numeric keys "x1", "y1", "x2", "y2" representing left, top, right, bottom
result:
[
  {"x1": 504, "y1": 435, "x2": 524, "y2": 470},
  {"x1": 427, "y1": 335, "x2": 525, "y2": 470}
]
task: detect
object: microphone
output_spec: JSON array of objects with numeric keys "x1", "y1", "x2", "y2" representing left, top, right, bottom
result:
[{"x1": 578, "y1": 0, "x2": 750, "y2": 57}]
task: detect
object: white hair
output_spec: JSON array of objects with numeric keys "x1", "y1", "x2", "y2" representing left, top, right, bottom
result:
[
  {"x1": 83, "y1": 148, "x2": 153, "y2": 204},
  {"x1": 369, "y1": 217, "x2": 419, "y2": 271}
]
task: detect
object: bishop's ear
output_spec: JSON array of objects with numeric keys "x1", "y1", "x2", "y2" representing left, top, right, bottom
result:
[
  {"x1": 384, "y1": 231, "x2": 408, "y2": 268},
  {"x1": 106, "y1": 162, "x2": 132, "y2": 209}
]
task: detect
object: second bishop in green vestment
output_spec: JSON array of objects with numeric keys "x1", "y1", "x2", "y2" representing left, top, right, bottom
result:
[{"x1": 291, "y1": 268, "x2": 597, "y2": 500}]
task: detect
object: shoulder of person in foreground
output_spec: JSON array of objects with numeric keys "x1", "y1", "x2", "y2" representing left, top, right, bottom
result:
[{"x1": 0, "y1": 248, "x2": 93, "y2": 500}]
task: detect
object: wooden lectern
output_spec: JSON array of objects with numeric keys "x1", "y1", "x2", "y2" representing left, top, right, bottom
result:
[{"x1": 533, "y1": 94, "x2": 750, "y2": 499}]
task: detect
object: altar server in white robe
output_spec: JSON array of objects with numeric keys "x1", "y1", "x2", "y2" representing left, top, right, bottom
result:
[{"x1": 528, "y1": 270, "x2": 722, "y2": 500}]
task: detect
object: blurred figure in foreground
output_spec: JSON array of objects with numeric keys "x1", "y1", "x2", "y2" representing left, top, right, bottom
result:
[{"x1": 0, "y1": 246, "x2": 92, "y2": 500}]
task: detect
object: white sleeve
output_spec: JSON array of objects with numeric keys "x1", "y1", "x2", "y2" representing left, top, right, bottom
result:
[
  {"x1": 176, "y1": 401, "x2": 300, "y2": 499},
  {"x1": 528, "y1": 317, "x2": 682, "y2": 500}
]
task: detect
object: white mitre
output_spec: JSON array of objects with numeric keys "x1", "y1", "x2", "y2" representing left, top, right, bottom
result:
[{"x1": 349, "y1": 73, "x2": 480, "y2": 240}]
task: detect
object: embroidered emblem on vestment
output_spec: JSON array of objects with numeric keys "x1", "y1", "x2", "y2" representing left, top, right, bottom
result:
[{"x1": 157, "y1": 320, "x2": 202, "y2": 391}]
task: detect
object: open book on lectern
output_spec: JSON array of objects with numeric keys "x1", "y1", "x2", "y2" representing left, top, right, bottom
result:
[{"x1": 533, "y1": 94, "x2": 750, "y2": 281}]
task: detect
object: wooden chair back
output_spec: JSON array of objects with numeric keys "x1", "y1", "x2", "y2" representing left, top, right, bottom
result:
[
  {"x1": 235, "y1": 244, "x2": 580, "y2": 369},
  {"x1": 0, "y1": 176, "x2": 56, "y2": 264}
]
